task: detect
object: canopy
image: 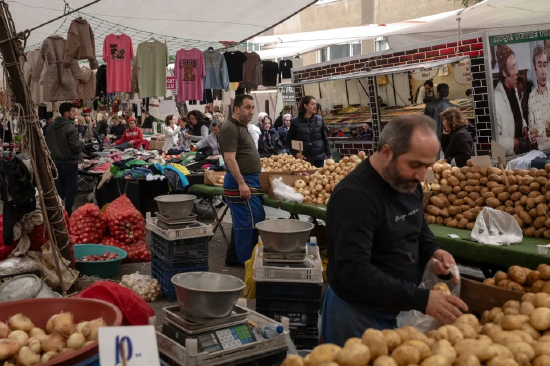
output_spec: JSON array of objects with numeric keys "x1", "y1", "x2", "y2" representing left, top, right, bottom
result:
[
  {"x1": 385, "y1": 0, "x2": 550, "y2": 48},
  {"x1": 8, "y1": 0, "x2": 317, "y2": 54}
]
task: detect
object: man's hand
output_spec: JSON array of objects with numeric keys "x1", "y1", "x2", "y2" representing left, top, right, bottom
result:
[
  {"x1": 239, "y1": 183, "x2": 251, "y2": 200},
  {"x1": 296, "y1": 153, "x2": 303, "y2": 160},
  {"x1": 432, "y1": 249, "x2": 459, "y2": 283},
  {"x1": 426, "y1": 290, "x2": 468, "y2": 324}
]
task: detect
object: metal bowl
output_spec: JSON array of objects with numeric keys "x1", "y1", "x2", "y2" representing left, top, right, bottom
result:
[
  {"x1": 256, "y1": 219, "x2": 314, "y2": 253},
  {"x1": 154, "y1": 194, "x2": 196, "y2": 218},
  {"x1": 171, "y1": 272, "x2": 245, "y2": 319}
]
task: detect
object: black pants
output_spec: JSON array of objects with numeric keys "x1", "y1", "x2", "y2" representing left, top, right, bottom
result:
[
  {"x1": 55, "y1": 164, "x2": 78, "y2": 216},
  {"x1": 313, "y1": 160, "x2": 325, "y2": 168}
]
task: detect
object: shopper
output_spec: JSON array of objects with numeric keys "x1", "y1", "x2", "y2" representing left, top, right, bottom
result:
[
  {"x1": 115, "y1": 117, "x2": 143, "y2": 150},
  {"x1": 45, "y1": 102, "x2": 83, "y2": 216},
  {"x1": 96, "y1": 113, "x2": 108, "y2": 142},
  {"x1": 278, "y1": 114, "x2": 292, "y2": 152},
  {"x1": 322, "y1": 115, "x2": 467, "y2": 346},
  {"x1": 82, "y1": 114, "x2": 94, "y2": 142},
  {"x1": 274, "y1": 106, "x2": 291, "y2": 129},
  {"x1": 162, "y1": 115, "x2": 181, "y2": 152},
  {"x1": 219, "y1": 94, "x2": 265, "y2": 266},
  {"x1": 196, "y1": 118, "x2": 221, "y2": 156},
  {"x1": 287, "y1": 96, "x2": 331, "y2": 168},
  {"x1": 42, "y1": 112, "x2": 54, "y2": 136},
  {"x1": 109, "y1": 116, "x2": 126, "y2": 140},
  {"x1": 142, "y1": 111, "x2": 154, "y2": 129},
  {"x1": 187, "y1": 110, "x2": 210, "y2": 142},
  {"x1": 440, "y1": 108, "x2": 473, "y2": 168},
  {"x1": 416, "y1": 80, "x2": 438, "y2": 105},
  {"x1": 258, "y1": 116, "x2": 283, "y2": 157},
  {"x1": 178, "y1": 117, "x2": 192, "y2": 152},
  {"x1": 424, "y1": 83, "x2": 453, "y2": 141},
  {"x1": 248, "y1": 120, "x2": 261, "y2": 149},
  {"x1": 256, "y1": 112, "x2": 268, "y2": 128}
]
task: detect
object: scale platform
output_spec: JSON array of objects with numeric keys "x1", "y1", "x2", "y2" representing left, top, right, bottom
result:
[
  {"x1": 263, "y1": 250, "x2": 306, "y2": 264},
  {"x1": 155, "y1": 213, "x2": 200, "y2": 230}
]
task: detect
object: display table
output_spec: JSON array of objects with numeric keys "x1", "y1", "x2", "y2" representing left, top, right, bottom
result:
[{"x1": 429, "y1": 224, "x2": 550, "y2": 274}]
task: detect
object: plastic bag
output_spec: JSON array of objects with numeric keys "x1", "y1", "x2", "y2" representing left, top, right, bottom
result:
[
  {"x1": 121, "y1": 272, "x2": 162, "y2": 302},
  {"x1": 396, "y1": 258, "x2": 461, "y2": 333},
  {"x1": 271, "y1": 177, "x2": 304, "y2": 203},
  {"x1": 471, "y1": 207, "x2": 523, "y2": 246},
  {"x1": 244, "y1": 244, "x2": 260, "y2": 299}
]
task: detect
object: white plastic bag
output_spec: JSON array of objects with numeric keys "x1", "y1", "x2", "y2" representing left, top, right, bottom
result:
[
  {"x1": 271, "y1": 177, "x2": 304, "y2": 203},
  {"x1": 471, "y1": 207, "x2": 523, "y2": 246},
  {"x1": 396, "y1": 258, "x2": 461, "y2": 333}
]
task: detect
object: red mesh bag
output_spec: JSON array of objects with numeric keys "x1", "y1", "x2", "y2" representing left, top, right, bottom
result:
[
  {"x1": 100, "y1": 236, "x2": 151, "y2": 263},
  {"x1": 69, "y1": 204, "x2": 106, "y2": 244},
  {"x1": 105, "y1": 195, "x2": 146, "y2": 244},
  {"x1": 76, "y1": 281, "x2": 154, "y2": 325}
]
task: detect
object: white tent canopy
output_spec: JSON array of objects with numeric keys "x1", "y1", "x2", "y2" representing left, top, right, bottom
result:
[{"x1": 7, "y1": 0, "x2": 316, "y2": 54}]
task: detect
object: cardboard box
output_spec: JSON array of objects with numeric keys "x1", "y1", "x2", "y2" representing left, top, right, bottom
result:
[
  {"x1": 148, "y1": 140, "x2": 164, "y2": 151},
  {"x1": 267, "y1": 174, "x2": 305, "y2": 200},
  {"x1": 260, "y1": 170, "x2": 317, "y2": 193},
  {"x1": 204, "y1": 170, "x2": 226, "y2": 187},
  {"x1": 459, "y1": 277, "x2": 523, "y2": 317}
]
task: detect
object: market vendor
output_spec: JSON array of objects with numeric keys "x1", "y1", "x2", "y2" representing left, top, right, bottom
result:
[
  {"x1": 219, "y1": 94, "x2": 265, "y2": 266},
  {"x1": 322, "y1": 115, "x2": 467, "y2": 346},
  {"x1": 114, "y1": 117, "x2": 143, "y2": 150}
]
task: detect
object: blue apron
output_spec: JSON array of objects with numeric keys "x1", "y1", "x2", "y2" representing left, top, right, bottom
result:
[{"x1": 223, "y1": 172, "x2": 265, "y2": 263}]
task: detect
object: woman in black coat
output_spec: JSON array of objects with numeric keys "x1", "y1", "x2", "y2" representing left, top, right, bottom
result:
[
  {"x1": 440, "y1": 107, "x2": 473, "y2": 168},
  {"x1": 258, "y1": 116, "x2": 284, "y2": 158}
]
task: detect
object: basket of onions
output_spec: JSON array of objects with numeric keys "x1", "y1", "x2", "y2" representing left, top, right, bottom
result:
[{"x1": 73, "y1": 244, "x2": 127, "y2": 279}]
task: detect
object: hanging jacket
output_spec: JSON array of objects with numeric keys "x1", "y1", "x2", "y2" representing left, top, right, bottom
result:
[
  {"x1": 63, "y1": 18, "x2": 99, "y2": 70},
  {"x1": 287, "y1": 114, "x2": 331, "y2": 163},
  {"x1": 95, "y1": 64, "x2": 107, "y2": 97},
  {"x1": 75, "y1": 66, "x2": 96, "y2": 99},
  {"x1": 23, "y1": 49, "x2": 44, "y2": 105}
]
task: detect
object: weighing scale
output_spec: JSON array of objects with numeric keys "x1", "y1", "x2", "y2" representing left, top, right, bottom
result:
[{"x1": 155, "y1": 212, "x2": 200, "y2": 230}]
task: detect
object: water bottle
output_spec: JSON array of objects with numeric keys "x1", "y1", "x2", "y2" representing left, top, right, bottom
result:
[
  {"x1": 307, "y1": 237, "x2": 320, "y2": 260},
  {"x1": 253, "y1": 323, "x2": 283, "y2": 340}
]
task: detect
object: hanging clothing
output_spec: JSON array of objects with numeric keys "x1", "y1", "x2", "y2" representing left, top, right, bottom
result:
[
  {"x1": 130, "y1": 52, "x2": 140, "y2": 95},
  {"x1": 95, "y1": 64, "x2": 107, "y2": 97},
  {"x1": 262, "y1": 61, "x2": 279, "y2": 87},
  {"x1": 102, "y1": 34, "x2": 134, "y2": 93},
  {"x1": 223, "y1": 172, "x2": 265, "y2": 264},
  {"x1": 175, "y1": 48, "x2": 205, "y2": 102},
  {"x1": 64, "y1": 18, "x2": 99, "y2": 70},
  {"x1": 203, "y1": 49, "x2": 230, "y2": 91},
  {"x1": 136, "y1": 40, "x2": 168, "y2": 98},
  {"x1": 242, "y1": 52, "x2": 260, "y2": 84},
  {"x1": 32, "y1": 36, "x2": 81, "y2": 102},
  {"x1": 278, "y1": 59, "x2": 293, "y2": 82},
  {"x1": 224, "y1": 51, "x2": 247, "y2": 82},
  {"x1": 75, "y1": 66, "x2": 96, "y2": 100},
  {"x1": 23, "y1": 49, "x2": 44, "y2": 105}
]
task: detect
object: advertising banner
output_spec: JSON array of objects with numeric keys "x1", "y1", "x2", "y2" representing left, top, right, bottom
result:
[{"x1": 489, "y1": 30, "x2": 550, "y2": 156}]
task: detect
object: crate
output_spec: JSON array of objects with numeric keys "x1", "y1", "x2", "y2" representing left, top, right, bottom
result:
[
  {"x1": 256, "y1": 282, "x2": 323, "y2": 302},
  {"x1": 289, "y1": 325, "x2": 319, "y2": 337},
  {"x1": 253, "y1": 245, "x2": 323, "y2": 284},
  {"x1": 151, "y1": 255, "x2": 209, "y2": 302},
  {"x1": 146, "y1": 216, "x2": 213, "y2": 241},
  {"x1": 292, "y1": 335, "x2": 319, "y2": 350},
  {"x1": 150, "y1": 231, "x2": 209, "y2": 262}
]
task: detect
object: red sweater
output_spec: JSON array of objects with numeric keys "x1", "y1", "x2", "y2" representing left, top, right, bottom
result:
[{"x1": 116, "y1": 127, "x2": 143, "y2": 149}]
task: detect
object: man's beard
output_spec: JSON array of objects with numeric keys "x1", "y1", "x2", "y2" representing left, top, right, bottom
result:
[{"x1": 383, "y1": 160, "x2": 419, "y2": 193}]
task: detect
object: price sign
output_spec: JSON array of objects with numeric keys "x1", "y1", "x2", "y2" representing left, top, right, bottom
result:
[
  {"x1": 454, "y1": 59, "x2": 472, "y2": 85},
  {"x1": 471, "y1": 155, "x2": 492, "y2": 168},
  {"x1": 491, "y1": 139, "x2": 507, "y2": 165},
  {"x1": 291, "y1": 140, "x2": 303, "y2": 151},
  {"x1": 166, "y1": 77, "x2": 177, "y2": 90},
  {"x1": 425, "y1": 169, "x2": 436, "y2": 184},
  {"x1": 99, "y1": 326, "x2": 160, "y2": 366},
  {"x1": 411, "y1": 68, "x2": 438, "y2": 81}
]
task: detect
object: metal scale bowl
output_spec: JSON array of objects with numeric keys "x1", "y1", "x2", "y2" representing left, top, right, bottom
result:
[{"x1": 255, "y1": 219, "x2": 314, "y2": 264}]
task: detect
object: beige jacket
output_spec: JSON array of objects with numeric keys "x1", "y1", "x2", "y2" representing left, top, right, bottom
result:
[
  {"x1": 63, "y1": 18, "x2": 98, "y2": 70},
  {"x1": 75, "y1": 66, "x2": 96, "y2": 99},
  {"x1": 23, "y1": 49, "x2": 44, "y2": 105}
]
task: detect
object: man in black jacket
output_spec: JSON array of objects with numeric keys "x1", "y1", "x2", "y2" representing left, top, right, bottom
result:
[
  {"x1": 322, "y1": 115, "x2": 467, "y2": 346},
  {"x1": 45, "y1": 102, "x2": 83, "y2": 215},
  {"x1": 286, "y1": 96, "x2": 330, "y2": 167},
  {"x1": 424, "y1": 83, "x2": 453, "y2": 141}
]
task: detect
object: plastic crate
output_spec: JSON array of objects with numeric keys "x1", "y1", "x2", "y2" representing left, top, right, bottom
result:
[
  {"x1": 256, "y1": 282, "x2": 323, "y2": 302},
  {"x1": 253, "y1": 245, "x2": 323, "y2": 284},
  {"x1": 292, "y1": 335, "x2": 319, "y2": 350},
  {"x1": 150, "y1": 231, "x2": 209, "y2": 262},
  {"x1": 146, "y1": 216, "x2": 213, "y2": 241},
  {"x1": 289, "y1": 325, "x2": 319, "y2": 337},
  {"x1": 151, "y1": 255, "x2": 209, "y2": 302}
]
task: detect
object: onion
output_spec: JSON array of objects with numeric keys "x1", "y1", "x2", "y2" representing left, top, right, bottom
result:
[
  {"x1": 52, "y1": 312, "x2": 75, "y2": 336},
  {"x1": 326, "y1": 158, "x2": 335, "y2": 166},
  {"x1": 41, "y1": 333, "x2": 66, "y2": 353},
  {"x1": 0, "y1": 321, "x2": 9, "y2": 338},
  {"x1": 67, "y1": 333, "x2": 86, "y2": 350},
  {"x1": 8, "y1": 314, "x2": 34, "y2": 332},
  {"x1": 27, "y1": 337, "x2": 41, "y2": 354},
  {"x1": 8, "y1": 330, "x2": 28, "y2": 347},
  {"x1": 17, "y1": 346, "x2": 40, "y2": 366},
  {"x1": 0, "y1": 339, "x2": 20, "y2": 360},
  {"x1": 41, "y1": 351, "x2": 57, "y2": 363}
]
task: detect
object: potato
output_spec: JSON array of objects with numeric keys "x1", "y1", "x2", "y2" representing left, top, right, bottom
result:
[
  {"x1": 430, "y1": 339, "x2": 456, "y2": 363},
  {"x1": 404, "y1": 340, "x2": 431, "y2": 360},
  {"x1": 430, "y1": 196, "x2": 445, "y2": 208},
  {"x1": 519, "y1": 211, "x2": 533, "y2": 225},
  {"x1": 381, "y1": 329, "x2": 401, "y2": 351},
  {"x1": 282, "y1": 355, "x2": 304, "y2": 366},
  {"x1": 441, "y1": 185, "x2": 453, "y2": 195},
  {"x1": 541, "y1": 265, "x2": 550, "y2": 280},
  {"x1": 486, "y1": 356, "x2": 519, "y2": 366},
  {"x1": 433, "y1": 282, "x2": 451, "y2": 295},
  {"x1": 520, "y1": 186, "x2": 532, "y2": 195},
  {"x1": 495, "y1": 271, "x2": 509, "y2": 285},
  {"x1": 521, "y1": 302, "x2": 536, "y2": 316},
  {"x1": 362, "y1": 329, "x2": 388, "y2": 359},
  {"x1": 531, "y1": 307, "x2": 550, "y2": 331},
  {"x1": 373, "y1": 356, "x2": 398, "y2": 366},
  {"x1": 484, "y1": 278, "x2": 496, "y2": 286},
  {"x1": 456, "y1": 323, "x2": 477, "y2": 339},
  {"x1": 534, "y1": 293, "x2": 550, "y2": 307},
  {"x1": 491, "y1": 331, "x2": 523, "y2": 346},
  {"x1": 305, "y1": 344, "x2": 341, "y2": 365},
  {"x1": 487, "y1": 181, "x2": 500, "y2": 189},
  {"x1": 454, "y1": 353, "x2": 480, "y2": 366},
  {"x1": 511, "y1": 192, "x2": 523, "y2": 201},
  {"x1": 534, "y1": 355, "x2": 550, "y2": 366},
  {"x1": 443, "y1": 217, "x2": 453, "y2": 225},
  {"x1": 454, "y1": 339, "x2": 498, "y2": 360},
  {"x1": 501, "y1": 315, "x2": 524, "y2": 331},
  {"x1": 436, "y1": 325, "x2": 463, "y2": 345},
  {"x1": 498, "y1": 192, "x2": 511, "y2": 202},
  {"x1": 426, "y1": 205, "x2": 441, "y2": 216},
  {"x1": 509, "y1": 266, "x2": 528, "y2": 284},
  {"x1": 448, "y1": 176, "x2": 460, "y2": 186},
  {"x1": 486, "y1": 198, "x2": 501, "y2": 208},
  {"x1": 458, "y1": 218, "x2": 469, "y2": 229},
  {"x1": 335, "y1": 343, "x2": 371, "y2": 366},
  {"x1": 447, "y1": 219, "x2": 458, "y2": 228},
  {"x1": 508, "y1": 342, "x2": 536, "y2": 361},
  {"x1": 448, "y1": 206, "x2": 462, "y2": 216},
  {"x1": 533, "y1": 280, "x2": 547, "y2": 293},
  {"x1": 391, "y1": 344, "x2": 421, "y2": 366},
  {"x1": 528, "y1": 271, "x2": 542, "y2": 286},
  {"x1": 522, "y1": 322, "x2": 541, "y2": 340}
]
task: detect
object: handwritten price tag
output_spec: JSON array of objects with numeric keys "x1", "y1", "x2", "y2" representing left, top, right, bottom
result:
[{"x1": 99, "y1": 326, "x2": 160, "y2": 366}]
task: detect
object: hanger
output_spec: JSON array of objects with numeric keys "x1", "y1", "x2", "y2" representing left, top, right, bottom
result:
[
  {"x1": 295, "y1": 55, "x2": 301, "y2": 59},
  {"x1": 207, "y1": 47, "x2": 214, "y2": 51},
  {"x1": 115, "y1": 27, "x2": 123, "y2": 36},
  {"x1": 148, "y1": 36, "x2": 157, "y2": 42}
]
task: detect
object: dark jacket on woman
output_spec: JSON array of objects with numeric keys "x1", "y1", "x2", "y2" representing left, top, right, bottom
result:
[
  {"x1": 110, "y1": 124, "x2": 126, "y2": 140},
  {"x1": 286, "y1": 114, "x2": 331, "y2": 163},
  {"x1": 258, "y1": 129, "x2": 284, "y2": 158},
  {"x1": 441, "y1": 126, "x2": 473, "y2": 168},
  {"x1": 96, "y1": 120, "x2": 109, "y2": 137}
]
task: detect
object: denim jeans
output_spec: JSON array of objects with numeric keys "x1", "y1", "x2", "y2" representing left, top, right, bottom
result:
[
  {"x1": 115, "y1": 142, "x2": 131, "y2": 150},
  {"x1": 321, "y1": 286, "x2": 397, "y2": 346},
  {"x1": 55, "y1": 163, "x2": 79, "y2": 216}
]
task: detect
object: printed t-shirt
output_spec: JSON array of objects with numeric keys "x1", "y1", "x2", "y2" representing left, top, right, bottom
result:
[
  {"x1": 175, "y1": 48, "x2": 205, "y2": 102},
  {"x1": 224, "y1": 51, "x2": 247, "y2": 82},
  {"x1": 137, "y1": 40, "x2": 168, "y2": 98},
  {"x1": 103, "y1": 34, "x2": 133, "y2": 93}
]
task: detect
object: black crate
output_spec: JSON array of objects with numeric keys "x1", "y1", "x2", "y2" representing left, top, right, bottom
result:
[
  {"x1": 292, "y1": 335, "x2": 320, "y2": 350},
  {"x1": 150, "y1": 231, "x2": 209, "y2": 262},
  {"x1": 256, "y1": 298, "x2": 321, "y2": 314},
  {"x1": 289, "y1": 325, "x2": 319, "y2": 337},
  {"x1": 255, "y1": 282, "x2": 322, "y2": 302},
  {"x1": 151, "y1": 255, "x2": 209, "y2": 302},
  {"x1": 255, "y1": 307, "x2": 319, "y2": 326}
]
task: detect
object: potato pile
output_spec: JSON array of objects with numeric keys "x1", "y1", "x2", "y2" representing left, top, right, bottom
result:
[
  {"x1": 483, "y1": 264, "x2": 550, "y2": 294},
  {"x1": 261, "y1": 154, "x2": 313, "y2": 172},
  {"x1": 282, "y1": 291, "x2": 550, "y2": 365},
  {"x1": 292, "y1": 152, "x2": 367, "y2": 206},
  {"x1": 424, "y1": 161, "x2": 550, "y2": 237},
  {"x1": 0, "y1": 312, "x2": 107, "y2": 365}
]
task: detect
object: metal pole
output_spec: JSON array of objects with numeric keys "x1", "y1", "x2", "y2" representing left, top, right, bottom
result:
[{"x1": 0, "y1": 2, "x2": 74, "y2": 266}]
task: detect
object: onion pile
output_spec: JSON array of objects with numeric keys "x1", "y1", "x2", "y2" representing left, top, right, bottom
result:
[
  {"x1": 292, "y1": 152, "x2": 367, "y2": 205},
  {"x1": 69, "y1": 204, "x2": 106, "y2": 244},
  {"x1": 261, "y1": 154, "x2": 313, "y2": 172},
  {"x1": 121, "y1": 273, "x2": 162, "y2": 302},
  {"x1": 76, "y1": 252, "x2": 120, "y2": 262}
]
